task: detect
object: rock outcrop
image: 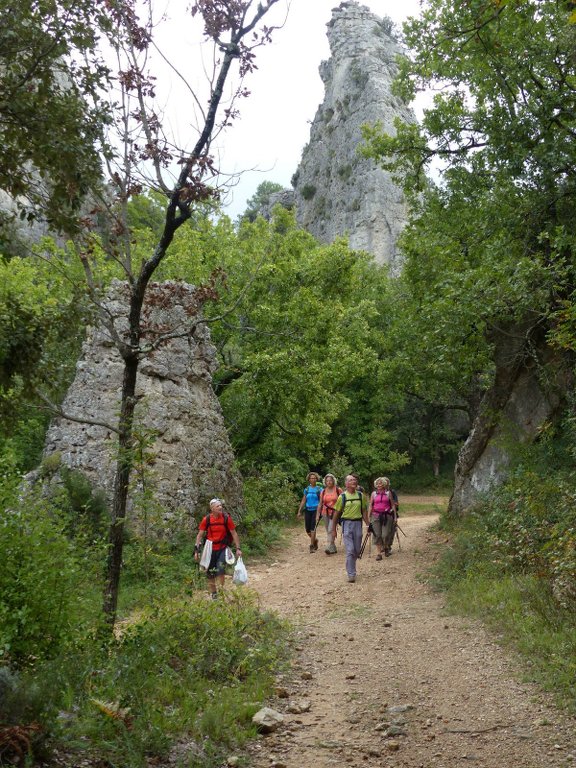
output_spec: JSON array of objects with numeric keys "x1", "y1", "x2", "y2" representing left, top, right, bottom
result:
[
  {"x1": 42, "y1": 280, "x2": 243, "y2": 526},
  {"x1": 288, "y1": 1, "x2": 415, "y2": 271},
  {"x1": 449, "y1": 324, "x2": 571, "y2": 515}
]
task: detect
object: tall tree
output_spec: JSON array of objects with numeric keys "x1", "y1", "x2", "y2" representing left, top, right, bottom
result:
[
  {"x1": 3, "y1": 0, "x2": 284, "y2": 625},
  {"x1": 363, "y1": 0, "x2": 576, "y2": 509}
]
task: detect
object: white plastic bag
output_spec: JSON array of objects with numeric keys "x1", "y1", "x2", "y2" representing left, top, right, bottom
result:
[
  {"x1": 232, "y1": 556, "x2": 248, "y2": 585},
  {"x1": 199, "y1": 539, "x2": 212, "y2": 570},
  {"x1": 225, "y1": 547, "x2": 236, "y2": 565}
]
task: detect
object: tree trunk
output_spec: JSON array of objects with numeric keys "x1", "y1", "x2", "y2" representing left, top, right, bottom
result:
[{"x1": 103, "y1": 352, "x2": 139, "y2": 624}]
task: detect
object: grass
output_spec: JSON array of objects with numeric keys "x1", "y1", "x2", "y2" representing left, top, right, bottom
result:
[
  {"x1": 400, "y1": 499, "x2": 448, "y2": 516},
  {"x1": 432, "y1": 520, "x2": 576, "y2": 713}
]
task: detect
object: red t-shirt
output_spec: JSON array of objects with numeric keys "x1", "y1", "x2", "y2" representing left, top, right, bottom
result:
[{"x1": 199, "y1": 513, "x2": 236, "y2": 551}]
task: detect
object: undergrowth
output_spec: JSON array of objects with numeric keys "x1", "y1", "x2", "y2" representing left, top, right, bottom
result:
[{"x1": 433, "y1": 455, "x2": 576, "y2": 712}]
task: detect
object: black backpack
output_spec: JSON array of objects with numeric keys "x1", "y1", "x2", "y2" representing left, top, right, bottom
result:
[{"x1": 203, "y1": 512, "x2": 233, "y2": 547}]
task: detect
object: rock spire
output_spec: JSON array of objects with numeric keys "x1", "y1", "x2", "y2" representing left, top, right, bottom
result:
[{"x1": 289, "y1": 1, "x2": 415, "y2": 271}]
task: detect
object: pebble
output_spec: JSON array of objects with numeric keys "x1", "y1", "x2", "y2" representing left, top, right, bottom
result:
[
  {"x1": 387, "y1": 741, "x2": 400, "y2": 752},
  {"x1": 388, "y1": 704, "x2": 414, "y2": 714},
  {"x1": 301, "y1": 671, "x2": 313, "y2": 680},
  {"x1": 227, "y1": 758, "x2": 240, "y2": 767}
]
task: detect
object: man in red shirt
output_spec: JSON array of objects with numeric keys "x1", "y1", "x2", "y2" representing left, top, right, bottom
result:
[{"x1": 194, "y1": 498, "x2": 242, "y2": 599}]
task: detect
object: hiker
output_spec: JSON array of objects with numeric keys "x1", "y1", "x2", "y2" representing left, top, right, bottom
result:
[
  {"x1": 316, "y1": 473, "x2": 342, "y2": 555},
  {"x1": 194, "y1": 498, "x2": 242, "y2": 599},
  {"x1": 297, "y1": 472, "x2": 322, "y2": 552},
  {"x1": 351, "y1": 472, "x2": 366, "y2": 494},
  {"x1": 368, "y1": 476, "x2": 398, "y2": 560},
  {"x1": 330, "y1": 474, "x2": 369, "y2": 582}
]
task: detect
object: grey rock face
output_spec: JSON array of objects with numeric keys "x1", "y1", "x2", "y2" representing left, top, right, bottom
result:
[
  {"x1": 43, "y1": 280, "x2": 243, "y2": 525},
  {"x1": 449, "y1": 335, "x2": 570, "y2": 516},
  {"x1": 291, "y1": 1, "x2": 415, "y2": 272}
]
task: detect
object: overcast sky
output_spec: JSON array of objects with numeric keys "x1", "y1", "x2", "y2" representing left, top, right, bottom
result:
[{"x1": 154, "y1": 1, "x2": 424, "y2": 218}]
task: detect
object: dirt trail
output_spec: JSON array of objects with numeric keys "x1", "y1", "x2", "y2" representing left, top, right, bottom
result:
[{"x1": 244, "y1": 503, "x2": 575, "y2": 768}]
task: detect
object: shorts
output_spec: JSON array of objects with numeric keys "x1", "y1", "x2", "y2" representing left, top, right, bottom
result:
[
  {"x1": 304, "y1": 508, "x2": 318, "y2": 533},
  {"x1": 206, "y1": 547, "x2": 227, "y2": 576}
]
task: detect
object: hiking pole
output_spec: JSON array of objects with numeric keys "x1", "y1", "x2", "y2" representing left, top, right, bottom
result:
[
  {"x1": 358, "y1": 529, "x2": 370, "y2": 559},
  {"x1": 310, "y1": 513, "x2": 322, "y2": 547}
]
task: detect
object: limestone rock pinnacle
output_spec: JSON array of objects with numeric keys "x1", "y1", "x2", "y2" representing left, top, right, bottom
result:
[{"x1": 291, "y1": 1, "x2": 415, "y2": 271}]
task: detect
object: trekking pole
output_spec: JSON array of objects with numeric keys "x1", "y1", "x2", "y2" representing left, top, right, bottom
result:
[
  {"x1": 396, "y1": 522, "x2": 407, "y2": 537},
  {"x1": 310, "y1": 512, "x2": 321, "y2": 546},
  {"x1": 358, "y1": 529, "x2": 370, "y2": 559}
]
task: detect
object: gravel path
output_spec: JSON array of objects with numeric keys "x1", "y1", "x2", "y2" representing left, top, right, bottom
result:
[{"x1": 244, "y1": 508, "x2": 576, "y2": 768}]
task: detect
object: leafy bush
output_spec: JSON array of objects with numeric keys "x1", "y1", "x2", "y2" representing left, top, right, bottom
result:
[
  {"x1": 53, "y1": 593, "x2": 288, "y2": 767},
  {"x1": 0, "y1": 490, "x2": 98, "y2": 664},
  {"x1": 241, "y1": 466, "x2": 300, "y2": 554},
  {"x1": 300, "y1": 183, "x2": 317, "y2": 200}
]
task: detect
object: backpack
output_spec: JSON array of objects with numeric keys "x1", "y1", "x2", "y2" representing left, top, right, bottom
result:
[
  {"x1": 319, "y1": 487, "x2": 343, "y2": 515},
  {"x1": 337, "y1": 491, "x2": 364, "y2": 523},
  {"x1": 304, "y1": 485, "x2": 322, "y2": 509},
  {"x1": 203, "y1": 512, "x2": 233, "y2": 547}
]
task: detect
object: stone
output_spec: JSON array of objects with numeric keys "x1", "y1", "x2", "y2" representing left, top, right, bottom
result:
[
  {"x1": 388, "y1": 704, "x2": 414, "y2": 714},
  {"x1": 301, "y1": 671, "x2": 313, "y2": 680},
  {"x1": 35, "y1": 280, "x2": 244, "y2": 529},
  {"x1": 275, "y1": 687, "x2": 290, "y2": 699},
  {"x1": 252, "y1": 707, "x2": 284, "y2": 734},
  {"x1": 385, "y1": 725, "x2": 407, "y2": 737},
  {"x1": 286, "y1": 700, "x2": 312, "y2": 714},
  {"x1": 386, "y1": 741, "x2": 400, "y2": 752},
  {"x1": 226, "y1": 757, "x2": 240, "y2": 767},
  {"x1": 289, "y1": 2, "x2": 416, "y2": 272}
]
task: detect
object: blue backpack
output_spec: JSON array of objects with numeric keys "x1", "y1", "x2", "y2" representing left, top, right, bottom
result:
[{"x1": 303, "y1": 485, "x2": 322, "y2": 510}]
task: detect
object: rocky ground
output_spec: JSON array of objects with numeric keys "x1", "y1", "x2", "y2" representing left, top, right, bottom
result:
[{"x1": 241, "y1": 502, "x2": 576, "y2": 768}]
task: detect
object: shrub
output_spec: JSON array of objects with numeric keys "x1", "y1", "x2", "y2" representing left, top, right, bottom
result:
[
  {"x1": 301, "y1": 184, "x2": 317, "y2": 201},
  {"x1": 0, "y1": 491, "x2": 95, "y2": 664}
]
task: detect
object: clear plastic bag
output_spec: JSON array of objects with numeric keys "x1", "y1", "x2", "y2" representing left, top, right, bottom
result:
[
  {"x1": 232, "y1": 556, "x2": 248, "y2": 585},
  {"x1": 225, "y1": 547, "x2": 236, "y2": 565}
]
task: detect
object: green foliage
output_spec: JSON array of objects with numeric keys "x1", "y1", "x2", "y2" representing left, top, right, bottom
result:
[
  {"x1": 31, "y1": 593, "x2": 288, "y2": 768},
  {"x1": 434, "y1": 516, "x2": 576, "y2": 710},
  {"x1": 0, "y1": 491, "x2": 94, "y2": 664},
  {"x1": 0, "y1": 254, "x2": 90, "y2": 472},
  {"x1": 241, "y1": 180, "x2": 285, "y2": 223},
  {"x1": 157, "y1": 210, "x2": 409, "y2": 478},
  {"x1": 300, "y1": 184, "x2": 317, "y2": 200},
  {"x1": 0, "y1": 0, "x2": 113, "y2": 232},
  {"x1": 433, "y1": 421, "x2": 576, "y2": 709},
  {"x1": 241, "y1": 466, "x2": 300, "y2": 554}
]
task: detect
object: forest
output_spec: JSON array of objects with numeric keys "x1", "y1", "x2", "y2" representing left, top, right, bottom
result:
[{"x1": 1, "y1": 0, "x2": 575, "y2": 765}]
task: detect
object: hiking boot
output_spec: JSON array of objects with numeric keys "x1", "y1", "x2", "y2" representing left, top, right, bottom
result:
[
  {"x1": 384, "y1": 548, "x2": 392, "y2": 557},
  {"x1": 347, "y1": 575, "x2": 356, "y2": 583},
  {"x1": 376, "y1": 553, "x2": 383, "y2": 561},
  {"x1": 210, "y1": 592, "x2": 218, "y2": 600},
  {"x1": 325, "y1": 542, "x2": 337, "y2": 555},
  {"x1": 313, "y1": 539, "x2": 319, "y2": 550},
  {"x1": 309, "y1": 543, "x2": 315, "y2": 553}
]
